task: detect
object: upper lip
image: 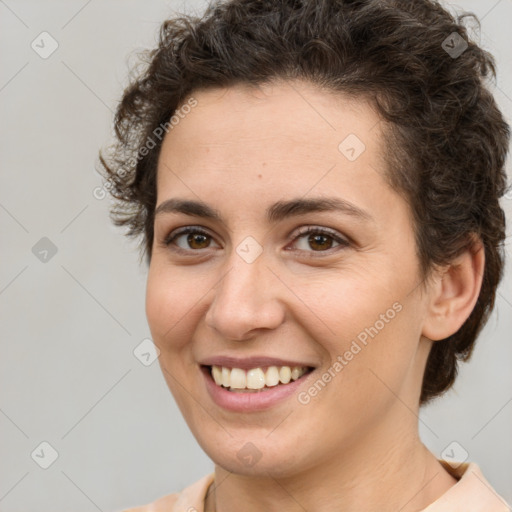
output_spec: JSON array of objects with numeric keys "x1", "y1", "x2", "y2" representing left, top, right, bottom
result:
[{"x1": 199, "y1": 356, "x2": 316, "y2": 370}]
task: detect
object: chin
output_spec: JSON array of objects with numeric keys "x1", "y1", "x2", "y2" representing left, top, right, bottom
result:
[{"x1": 191, "y1": 424, "x2": 314, "y2": 478}]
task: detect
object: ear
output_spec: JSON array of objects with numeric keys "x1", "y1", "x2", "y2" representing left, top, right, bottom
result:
[{"x1": 422, "y1": 237, "x2": 485, "y2": 341}]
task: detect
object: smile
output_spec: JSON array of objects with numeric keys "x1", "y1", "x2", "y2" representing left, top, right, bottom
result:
[
  {"x1": 200, "y1": 359, "x2": 315, "y2": 411},
  {"x1": 210, "y1": 365, "x2": 311, "y2": 392}
]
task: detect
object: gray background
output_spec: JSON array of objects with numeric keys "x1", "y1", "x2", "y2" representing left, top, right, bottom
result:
[{"x1": 0, "y1": 1, "x2": 510, "y2": 511}]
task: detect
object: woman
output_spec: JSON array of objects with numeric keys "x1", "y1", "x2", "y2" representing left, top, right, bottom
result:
[{"x1": 100, "y1": 0, "x2": 511, "y2": 510}]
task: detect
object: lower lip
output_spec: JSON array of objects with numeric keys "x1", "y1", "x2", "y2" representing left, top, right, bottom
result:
[{"x1": 201, "y1": 367, "x2": 313, "y2": 412}]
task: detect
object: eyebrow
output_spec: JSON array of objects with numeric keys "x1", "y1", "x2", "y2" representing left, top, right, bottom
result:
[{"x1": 154, "y1": 197, "x2": 374, "y2": 224}]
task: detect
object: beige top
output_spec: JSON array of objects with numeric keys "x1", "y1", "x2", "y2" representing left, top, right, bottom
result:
[{"x1": 125, "y1": 460, "x2": 511, "y2": 512}]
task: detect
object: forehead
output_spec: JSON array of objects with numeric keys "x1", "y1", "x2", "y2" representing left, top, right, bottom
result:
[
  {"x1": 158, "y1": 81, "x2": 386, "y2": 185},
  {"x1": 163, "y1": 81, "x2": 381, "y2": 150}
]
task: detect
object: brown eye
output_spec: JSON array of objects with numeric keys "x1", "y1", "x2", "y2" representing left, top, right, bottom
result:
[
  {"x1": 291, "y1": 227, "x2": 349, "y2": 254},
  {"x1": 308, "y1": 233, "x2": 334, "y2": 251},
  {"x1": 164, "y1": 227, "x2": 220, "y2": 251},
  {"x1": 186, "y1": 232, "x2": 211, "y2": 249}
]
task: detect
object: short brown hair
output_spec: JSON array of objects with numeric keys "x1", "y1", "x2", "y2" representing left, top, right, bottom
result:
[{"x1": 99, "y1": 0, "x2": 510, "y2": 405}]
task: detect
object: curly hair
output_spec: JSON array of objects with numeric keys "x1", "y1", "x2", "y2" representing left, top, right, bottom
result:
[{"x1": 98, "y1": 0, "x2": 510, "y2": 405}]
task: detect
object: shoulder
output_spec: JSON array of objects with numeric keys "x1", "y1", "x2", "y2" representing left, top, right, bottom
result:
[
  {"x1": 423, "y1": 460, "x2": 511, "y2": 512},
  {"x1": 122, "y1": 473, "x2": 215, "y2": 512}
]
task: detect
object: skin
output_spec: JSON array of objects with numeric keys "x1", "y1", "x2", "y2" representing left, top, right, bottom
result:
[{"x1": 146, "y1": 80, "x2": 484, "y2": 512}]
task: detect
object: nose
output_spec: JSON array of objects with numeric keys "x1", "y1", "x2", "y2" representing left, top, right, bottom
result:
[{"x1": 205, "y1": 250, "x2": 286, "y2": 341}]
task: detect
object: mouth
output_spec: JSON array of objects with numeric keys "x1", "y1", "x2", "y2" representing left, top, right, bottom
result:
[
  {"x1": 204, "y1": 364, "x2": 314, "y2": 393},
  {"x1": 199, "y1": 356, "x2": 317, "y2": 411}
]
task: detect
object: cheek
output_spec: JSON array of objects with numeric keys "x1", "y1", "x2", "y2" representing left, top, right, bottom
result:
[
  {"x1": 322, "y1": 299, "x2": 424, "y2": 419},
  {"x1": 145, "y1": 264, "x2": 203, "y2": 351},
  {"x1": 302, "y1": 268, "x2": 402, "y2": 343},
  {"x1": 145, "y1": 266, "x2": 204, "y2": 410},
  {"x1": 303, "y1": 269, "x2": 422, "y2": 388}
]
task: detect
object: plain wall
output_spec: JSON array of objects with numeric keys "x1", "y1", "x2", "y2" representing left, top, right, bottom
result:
[{"x1": 0, "y1": 1, "x2": 511, "y2": 510}]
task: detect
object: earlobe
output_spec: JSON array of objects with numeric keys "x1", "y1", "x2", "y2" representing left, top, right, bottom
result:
[{"x1": 422, "y1": 238, "x2": 485, "y2": 341}]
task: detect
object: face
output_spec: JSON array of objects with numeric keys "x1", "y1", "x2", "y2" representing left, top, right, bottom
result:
[{"x1": 146, "y1": 80, "x2": 434, "y2": 477}]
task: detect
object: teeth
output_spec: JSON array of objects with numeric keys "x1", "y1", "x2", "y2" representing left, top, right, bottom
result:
[
  {"x1": 211, "y1": 365, "x2": 308, "y2": 390},
  {"x1": 212, "y1": 365, "x2": 222, "y2": 386},
  {"x1": 222, "y1": 367, "x2": 230, "y2": 387},
  {"x1": 265, "y1": 366, "x2": 280, "y2": 387},
  {"x1": 279, "y1": 366, "x2": 291, "y2": 384},
  {"x1": 230, "y1": 368, "x2": 246, "y2": 389},
  {"x1": 291, "y1": 367, "x2": 303, "y2": 381},
  {"x1": 247, "y1": 368, "x2": 266, "y2": 389}
]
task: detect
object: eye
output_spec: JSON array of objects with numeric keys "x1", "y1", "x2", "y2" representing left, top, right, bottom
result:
[
  {"x1": 162, "y1": 225, "x2": 349, "y2": 256},
  {"x1": 289, "y1": 226, "x2": 349, "y2": 254},
  {"x1": 164, "y1": 226, "x2": 220, "y2": 252}
]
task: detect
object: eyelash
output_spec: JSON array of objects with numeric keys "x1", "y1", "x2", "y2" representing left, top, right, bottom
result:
[{"x1": 162, "y1": 225, "x2": 350, "y2": 257}]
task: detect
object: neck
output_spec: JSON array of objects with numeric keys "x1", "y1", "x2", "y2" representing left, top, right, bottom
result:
[{"x1": 205, "y1": 416, "x2": 457, "y2": 512}]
